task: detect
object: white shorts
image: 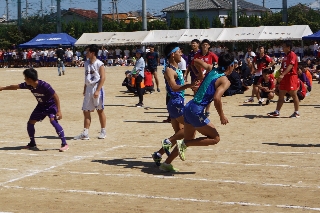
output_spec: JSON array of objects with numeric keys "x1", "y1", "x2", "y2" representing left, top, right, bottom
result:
[{"x1": 82, "y1": 84, "x2": 105, "y2": 111}]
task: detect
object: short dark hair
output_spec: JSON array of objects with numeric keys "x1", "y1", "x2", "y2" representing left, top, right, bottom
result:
[
  {"x1": 201, "y1": 39, "x2": 210, "y2": 45},
  {"x1": 164, "y1": 42, "x2": 179, "y2": 59},
  {"x1": 262, "y1": 68, "x2": 272, "y2": 74},
  {"x1": 283, "y1": 40, "x2": 293, "y2": 50},
  {"x1": 86, "y1": 44, "x2": 99, "y2": 56},
  {"x1": 191, "y1": 39, "x2": 200, "y2": 44},
  {"x1": 23, "y1": 68, "x2": 38, "y2": 81},
  {"x1": 218, "y1": 53, "x2": 234, "y2": 69}
]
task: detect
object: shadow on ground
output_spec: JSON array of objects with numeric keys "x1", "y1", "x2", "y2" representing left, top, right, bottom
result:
[
  {"x1": 123, "y1": 120, "x2": 164, "y2": 124},
  {"x1": 35, "y1": 136, "x2": 74, "y2": 140},
  {"x1": 232, "y1": 114, "x2": 278, "y2": 119},
  {"x1": 92, "y1": 158, "x2": 196, "y2": 176},
  {"x1": 262, "y1": 142, "x2": 320, "y2": 147}
]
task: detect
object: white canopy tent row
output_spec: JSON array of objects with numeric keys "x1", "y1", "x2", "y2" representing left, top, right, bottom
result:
[{"x1": 74, "y1": 25, "x2": 313, "y2": 46}]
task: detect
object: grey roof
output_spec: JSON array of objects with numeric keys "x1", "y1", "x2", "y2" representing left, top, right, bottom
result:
[{"x1": 162, "y1": 0, "x2": 269, "y2": 12}]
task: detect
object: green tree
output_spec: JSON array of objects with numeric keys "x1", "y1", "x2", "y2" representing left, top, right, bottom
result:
[
  {"x1": 200, "y1": 17, "x2": 210, "y2": 29},
  {"x1": 190, "y1": 15, "x2": 201, "y2": 29},
  {"x1": 169, "y1": 16, "x2": 184, "y2": 30},
  {"x1": 212, "y1": 16, "x2": 223, "y2": 28}
]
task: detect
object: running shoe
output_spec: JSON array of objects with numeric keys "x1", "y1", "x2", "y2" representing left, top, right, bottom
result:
[
  {"x1": 289, "y1": 112, "x2": 300, "y2": 118},
  {"x1": 151, "y1": 152, "x2": 162, "y2": 167},
  {"x1": 73, "y1": 132, "x2": 90, "y2": 140},
  {"x1": 24, "y1": 142, "x2": 37, "y2": 149},
  {"x1": 161, "y1": 139, "x2": 172, "y2": 156},
  {"x1": 59, "y1": 144, "x2": 69, "y2": 152},
  {"x1": 159, "y1": 163, "x2": 179, "y2": 172},
  {"x1": 244, "y1": 97, "x2": 254, "y2": 103},
  {"x1": 266, "y1": 99, "x2": 270, "y2": 105},
  {"x1": 157, "y1": 88, "x2": 160, "y2": 92},
  {"x1": 136, "y1": 103, "x2": 144, "y2": 107},
  {"x1": 258, "y1": 101, "x2": 262, "y2": 106},
  {"x1": 267, "y1": 111, "x2": 280, "y2": 117},
  {"x1": 98, "y1": 131, "x2": 106, "y2": 139},
  {"x1": 177, "y1": 140, "x2": 187, "y2": 161}
]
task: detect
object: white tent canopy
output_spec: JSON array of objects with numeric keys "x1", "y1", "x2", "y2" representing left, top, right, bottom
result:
[
  {"x1": 107, "y1": 31, "x2": 150, "y2": 46},
  {"x1": 75, "y1": 25, "x2": 313, "y2": 46},
  {"x1": 141, "y1": 29, "x2": 186, "y2": 45}
]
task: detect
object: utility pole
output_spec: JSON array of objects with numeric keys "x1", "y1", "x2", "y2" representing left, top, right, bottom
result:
[
  {"x1": 185, "y1": 0, "x2": 190, "y2": 29},
  {"x1": 18, "y1": 0, "x2": 22, "y2": 29},
  {"x1": 115, "y1": 0, "x2": 119, "y2": 23},
  {"x1": 232, "y1": 0, "x2": 238, "y2": 27},
  {"x1": 25, "y1": 0, "x2": 28, "y2": 18},
  {"x1": 112, "y1": 0, "x2": 115, "y2": 20},
  {"x1": 40, "y1": 0, "x2": 43, "y2": 17},
  {"x1": 142, "y1": 0, "x2": 147, "y2": 31},
  {"x1": 98, "y1": 0, "x2": 102, "y2": 32},
  {"x1": 5, "y1": 0, "x2": 9, "y2": 22},
  {"x1": 262, "y1": 0, "x2": 265, "y2": 7},
  {"x1": 282, "y1": 0, "x2": 288, "y2": 25},
  {"x1": 57, "y1": 0, "x2": 61, "y2": 33}
]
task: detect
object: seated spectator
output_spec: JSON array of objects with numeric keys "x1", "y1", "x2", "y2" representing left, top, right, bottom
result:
[
  {"x1": 224, "y1": 60, "x2": 243, "y2": 96},
  {"x1": 298, "y1": 66, "x2": 311, "y2": 92},
  {"x1": 122, "y1": 70, "x2": 136, "y2": 93},
  {"x1": 256, "y1": 68, "x2": 275, "y2": 105}
]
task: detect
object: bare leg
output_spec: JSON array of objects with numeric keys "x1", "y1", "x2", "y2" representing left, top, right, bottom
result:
[
  {"x1": 83, "y1": 111, "x2": 91, "y2": 129},
  {"x1": 97, "y1": 109, "x2": 106, "y2": 128}
]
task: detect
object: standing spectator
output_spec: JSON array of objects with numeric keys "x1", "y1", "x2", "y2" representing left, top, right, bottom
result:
[
  {"x1": 132, "y1": 49, "x2": 145, "y2": 107},
  {"x1": 74, "y1": 44, "x2": 107, "y2": 140},
  {"x1": 55, "y1": 45, "x2": 66, "y2": 76},
  {"x1": 146, "y1": 44, "x2": 160, "y2": 92},
  {"x1": 268, "y1": 40, "x2": 300, "y2": 118},
  {"x1": 185, "y1": 39, "x2": 201, "y2": 82},
  {"x1": 313, "y1": 41, "x2": 318, "y2": 57},
  {"x1": 115, "y1": 47, "x2": 122, "y2": 58},
  {"x1": 245, "y1": 46, "x2": 275, "y2": 103}
]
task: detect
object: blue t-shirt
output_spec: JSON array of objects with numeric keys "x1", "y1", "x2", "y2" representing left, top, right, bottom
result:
[
  {"x1": 164, "y1": 65, "x2": 185, "y2": 99},
  {"x1": 193, "y1": 68, "x2": 225, "y2": 106},
  {"x1": 146, "y1": 52, "x2": 159, "y2": 69}
]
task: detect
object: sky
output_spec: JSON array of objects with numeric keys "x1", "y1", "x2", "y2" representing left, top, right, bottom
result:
[{"x1": 0, "y1": 0, "x2": 318, "y2": 20}]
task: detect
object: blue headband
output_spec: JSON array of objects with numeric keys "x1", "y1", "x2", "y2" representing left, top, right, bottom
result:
[
  {"x1": 164, "y1": 47, "x2": 180, "y2": 73},
  {"x1": 220, "y1": 61, "x2": 234, "y2": 71},
  {"x1": 167, "y1": 47, "x2": 179, "y2": 57}
]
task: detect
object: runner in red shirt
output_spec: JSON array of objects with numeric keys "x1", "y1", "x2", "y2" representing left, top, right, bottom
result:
[
  {"x1": 191, "y1": 39, "x2": 219, "y2": 116},
  {"x1": 268, "y1": 40, "x2": 300, "y2": 118}
]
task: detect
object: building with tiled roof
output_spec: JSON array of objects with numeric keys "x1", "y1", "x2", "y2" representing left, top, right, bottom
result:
[
  {"x1": 61, "y1": 8, "x2": 98, "y2": 23},
  {"x1": 162, "y1": 0, "x2": 270, "y2": 26}
]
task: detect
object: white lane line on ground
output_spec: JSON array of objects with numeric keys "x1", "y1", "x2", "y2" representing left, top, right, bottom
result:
[
  {"x1": 0, "y1": 145, "x2": 126, "y2": 186},
  {"x1": 4, "y1": 185, "x2": 320, "y2": 211},
  {"x1": 0, "y1": 168, "x2": 18, "y2": 171},
  {"x1": 98, "y1": 156, "x2": 318, "y2": 169},
  {"x1": 66, "y1": 172, "x2": 320, "y2": 189}
]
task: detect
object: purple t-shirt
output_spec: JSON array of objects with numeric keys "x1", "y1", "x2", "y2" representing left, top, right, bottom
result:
[{"x1": 19, "y1": 80, "x2": 56, "y2": 108}]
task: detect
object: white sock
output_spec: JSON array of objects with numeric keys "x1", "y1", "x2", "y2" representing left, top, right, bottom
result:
[
  {"x1": 101, "y1": 128, "x2": 106, "y2": 133},
  {"x1": 83, "y1": 128, "x2": 89, "y2": 135},
  {"x1": 295, "y1": 111, "x2": 299, "y2": 114}
]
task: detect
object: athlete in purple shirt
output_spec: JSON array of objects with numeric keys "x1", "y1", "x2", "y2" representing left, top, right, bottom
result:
[{"x1": 0, "y1": 68, "x2": 69, "y2": 152}]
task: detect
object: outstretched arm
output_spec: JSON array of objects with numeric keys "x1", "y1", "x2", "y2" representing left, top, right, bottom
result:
[{"x1": 0, "y1": 85, "x2": 20, "y2": 91}]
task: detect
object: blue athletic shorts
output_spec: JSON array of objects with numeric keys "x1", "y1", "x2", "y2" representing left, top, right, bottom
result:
[
  {"x1": 167, "y1": 96, "x2": 184, "y2": 119},
  {"x1": 183, "y1": 100, "x2": 210, "y2": 127}
]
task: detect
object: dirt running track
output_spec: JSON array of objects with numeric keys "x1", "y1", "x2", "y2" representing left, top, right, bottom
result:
[{"x1": 0, "y1": 66, "x2": 319, "y2": 213}]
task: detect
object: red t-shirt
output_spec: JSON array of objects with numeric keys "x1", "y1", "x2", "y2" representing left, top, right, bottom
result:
[
  {"x1": 281, "y1": 51, "x2": 298, "y2": 75},
  {"x1": 0, "y1": 51, "x2": 3, "y2": 60},
  {"x1": 253, "y1": 54, "x2": 272, "y2": 75},
  {"x1": 192, "y1": 51, "x2": 219, "y2": 74},
  {"x1": 27, "y1": 50, "x2": 33, "y2": 59},
  {"x1": 258, "y1": 76, "x2": 275, "y2": 90}
]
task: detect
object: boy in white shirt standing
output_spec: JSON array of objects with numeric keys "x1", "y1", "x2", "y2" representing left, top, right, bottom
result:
[{"x1": 74, "y1": 44, "x2": 107, "y2": 140}]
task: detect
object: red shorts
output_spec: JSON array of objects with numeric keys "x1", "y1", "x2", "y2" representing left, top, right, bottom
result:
[{"x1": 279, "y1": 74, "x2": 298, "y2": 91}]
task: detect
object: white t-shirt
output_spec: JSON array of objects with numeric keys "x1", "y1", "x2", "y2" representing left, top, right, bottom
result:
[
  {"x1": 84, "y1": 59, "x2": 104, "y2": 86},
  {"x1": 115, "y1": 48, "x2": 122, "y2": 55},
  {"x1": 178, "y1": 57, "x2": 186, "y2": 71},
  {"x1": 244, "y1": 51, "x2": 256, "y2": 64},
  {"x1": 124, "y1": 50, "x2": 130, "y2": 58}
]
